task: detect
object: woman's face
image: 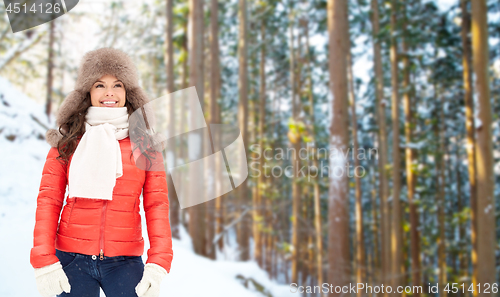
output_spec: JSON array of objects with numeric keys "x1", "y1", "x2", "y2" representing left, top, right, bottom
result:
[{"x1": 89, "y1": 74, "x2": 126, "y2": 108}]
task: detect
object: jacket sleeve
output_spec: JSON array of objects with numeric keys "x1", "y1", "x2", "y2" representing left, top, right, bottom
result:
[
  {"x1": 30, "y1": 147, "x2": 67, "y2": 269},
  {"x1": 143, "y1": 153, "x2": 173, "y2": 273}
]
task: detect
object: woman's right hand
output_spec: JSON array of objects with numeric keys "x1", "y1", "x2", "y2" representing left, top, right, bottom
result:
[{"x1": 34, "y1": 261, "x2": 71, "y2": 297}]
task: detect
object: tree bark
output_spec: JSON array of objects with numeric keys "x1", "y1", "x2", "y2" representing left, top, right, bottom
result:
[
  {"x1": 327, "y1": 0, "x2": 351, "y2": 295},
  {"x1": 389, "y1": 0, "x2": 403, "y2": 292},
  {"x1": 434, "y1": 84, "x2": 447, "y2": 297},
  {"x1": 288, "y1": 4, "x2": 302, "y2": 284},
  {"x1": 181, "y1": 7, "x2": 189, "y2": 90},
  {"x1": 370, "y1": 0, "x2": 390, "y2": 290},
  {"x1": 456, "y1": 147, "x2": 468, "y2": 297},
  {"x1": 209, "y1": 0, "x2": 224, "y2": 254},
  {"x1": 346, "y1": 14, "x2": 366, "y2": 295},
  {"x1": 471, "y1": 1, "x2": 497, "y2": 295},
  {"x1": 460, "y1": 2, "x2": 477, "y2": 295},
  {"x1": 237, "y1": 0, "x2": 250, "y2": 261},
  {"x1": 179, "y1": 7, "x2": 189, "y2": 235},
  {"x1": 204, "y1": 0, "x2": 222, "y2": 260},
  {"x1": 255, "y1": 16, "x2": 267, "y2": 268},
  {"x1": 179, "y1": 9, "x2": 189, "y2": 227},
  {"x1": 402, "y1": 6, "x2": 421, "y2": 295},
  {"x1": 370, "y1": 165, "x2": 379, "y2": 289},
  {"x1": 188, "y1": 0, "x2": 207, "y2": 256},
  {"x1": 164, "y1": 0, "x2": 181, "y2": 242},
  {"x1": 248, "y1": 21, "x2": 258, "y2": 265},
  {"x1": 303, "y1": 17, "x2": 324, "y2": 290},
  {"x1": 165, "y1": 0, "x2": 174, "y2": 94}
]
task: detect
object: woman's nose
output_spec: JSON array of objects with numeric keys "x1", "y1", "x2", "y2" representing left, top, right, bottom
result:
[{"x1": 105, "y1": 88, "x2": 115, "y2": 96}]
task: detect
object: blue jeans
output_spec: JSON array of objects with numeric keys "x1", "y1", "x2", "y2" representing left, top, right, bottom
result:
[{"x1": 55, "y1": 249, "x2": 144, "y2": 297}]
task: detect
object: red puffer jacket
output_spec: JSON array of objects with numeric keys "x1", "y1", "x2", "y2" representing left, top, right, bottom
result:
[{"x1": 30, "y1": 137, "x2": 173, "y2": 273}]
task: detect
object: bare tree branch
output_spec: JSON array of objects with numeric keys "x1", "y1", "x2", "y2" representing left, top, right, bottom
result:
[{"x1": 0, "y1": 29, "x2": 46, "y2": 72}]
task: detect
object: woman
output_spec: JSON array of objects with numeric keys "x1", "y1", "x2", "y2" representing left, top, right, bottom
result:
[{"x1": 30, "y1": 48, "x2": 173, "y2": 297}]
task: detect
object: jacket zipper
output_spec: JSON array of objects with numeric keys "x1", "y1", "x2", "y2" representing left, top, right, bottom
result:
[{"x1": 99, "y1": 200, "x2": 108, "y2": 260}]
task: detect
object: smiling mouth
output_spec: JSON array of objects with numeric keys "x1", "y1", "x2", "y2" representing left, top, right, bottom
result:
[{"x1": 100, "y1": 100, "x2": 118, "y2": 106}]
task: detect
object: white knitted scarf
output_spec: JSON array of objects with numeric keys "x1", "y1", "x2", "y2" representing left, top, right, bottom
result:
[{"x1": 68, "y1": 106, "x2": 129, "y2": 200}]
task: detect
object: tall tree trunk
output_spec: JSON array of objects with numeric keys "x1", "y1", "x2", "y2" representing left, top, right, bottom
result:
[
  {"x1": 389, "y1": 0, "x2": 402, "y2": 292},
  {"x1": 307, "y1": 224, "x2": 314, "y2": 289},
  {"x1": 266, "y1": 80, "x2": 277, "y2": 277},
  {"x1": 248, "y1": 18, "x2": 258, "y2": 265},
  {"x1": 300, "y1": 187, "x2": 311, "y2": 288},
  {"x1": 327, "y1": 0, "x2": 351, "y2": 295},
  {"x1": 179, "y1": 6, "x2": 189, "y2": 238},
  {"x1": 237, "y1": 0, "x2": 250, "y2": 261},
  {"x1": 270, "y1": 232, "x2": 276, "y2": 279},
  {"x1": 209, "y1": 0, "x2": 224, "y2": 254},
  {"x1": 182, "y1": 7, "x2": 189, "y2": 90},
  {"x1": 402, "y1": 7, "x2": 420, "y2": 295},
  {"x1": 255, "y1": 16, "x2": 267, "y2": 268},
  {"x1": 456, "y1": 146, "x2": 468, "y2": 297},
  {"x1": 188, "y1": 0, "x2": 207, "y2": 256},
  {"x1": 471, "y1": 1, "x2": 497, "y2": 295},
  {"x1": 288, "y1": 4, "x2": 302, "y2": 284},
  {"x1": 179, "y1": 6, "x2": 190, "y2": 236},
  {"x1": 346, "y1": 15, "x2": 366, "y2": 295},
  {"x1": 460, "y1": 2, "x2": 477, "y2": 295},
  {"x1": 165, "y1": 0, "x2": 174, "y2": 94},
  {"x1": 205, "y1": 0, "x2": 222, "y2": 260},
  {"x1": 304, "y1": 18, "x2": 324, "y2": 289},
  {"x1": 264, "y1": 201, "x2": 272, "y2": 274},
  {"x1": 370, "y1": 0, "x2": 390, "y2": 290},
  {"x1": 435, "y1": 85, "x2": 447, "y2": 297},
  {"x1": 249, "y1": 82, "x2": 257, "y2": 264},
  {"x1": 370, "y1": 165, "x2": 380, "y2": 287},
  {"x1": 46, "y1": 19, "x2": 55, "y2": 121},
  {"x1": 179, "y1": 13, "x2": 189, "y2": 229},
  {"x1": 165, "y1": 0, "x2": 180, "y2": 241}
]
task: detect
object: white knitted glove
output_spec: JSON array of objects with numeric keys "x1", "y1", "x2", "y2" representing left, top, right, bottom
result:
[
  {"x1": 135, "y1": 263, "x2": 167, "y2": 297},
  {"x1": 34, "y1": 261, "x2": 71, "y2": 297}
]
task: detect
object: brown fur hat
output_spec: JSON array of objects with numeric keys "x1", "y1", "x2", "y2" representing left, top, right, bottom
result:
[{"x1": 46, "y1": 47, "x2": 150, "y2": 147}]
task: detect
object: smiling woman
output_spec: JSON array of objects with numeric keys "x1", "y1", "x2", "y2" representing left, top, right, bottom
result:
[
  {"x1": 30, "y1": 47, "x2": 173, "y2": 297},
  {"x1": 90, "y1": 74, "x2": 127, "y2": 108}
]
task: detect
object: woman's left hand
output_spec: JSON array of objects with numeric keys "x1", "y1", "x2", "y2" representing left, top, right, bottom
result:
[{"x1": 135, "y1": 263, "x2": 168, "y2": 297}]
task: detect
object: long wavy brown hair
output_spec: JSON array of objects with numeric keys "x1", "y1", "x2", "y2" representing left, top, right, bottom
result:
[{"x1": 56, "y1": 92, "x2": 135, "y2": 163}]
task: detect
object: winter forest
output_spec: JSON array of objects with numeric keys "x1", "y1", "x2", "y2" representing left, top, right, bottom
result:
[{"x1": 0, "y1": 0, "x2": 499, "y2": 296}]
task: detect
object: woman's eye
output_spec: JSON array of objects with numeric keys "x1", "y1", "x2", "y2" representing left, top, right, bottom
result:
[
  {"x1": 114, "y1": 84, "x2": 123, "y2": 87},
  {"x1": 96, "y1": 84, "x2": 104, "y2": 88}
]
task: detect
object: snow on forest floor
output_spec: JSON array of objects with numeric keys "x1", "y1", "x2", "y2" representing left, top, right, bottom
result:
[{"x1": 0, "y1": 76, "x2": 291, "y2": 297}]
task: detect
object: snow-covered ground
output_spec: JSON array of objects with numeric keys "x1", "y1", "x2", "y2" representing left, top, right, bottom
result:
[{"x1": 0, "y1": 76, "x2": 291, "y2": 297}]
